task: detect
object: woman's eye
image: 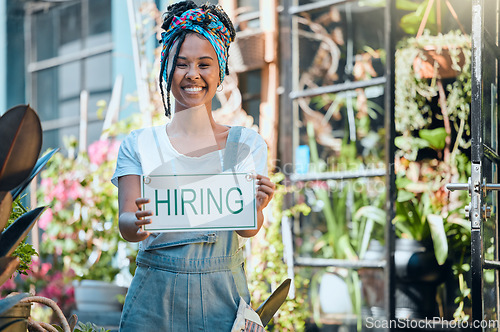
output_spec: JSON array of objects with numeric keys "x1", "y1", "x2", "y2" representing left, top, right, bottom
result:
[
  {"x1": 199, "y1": 64, "x2": 210, "y2": 68},
  {"x1": 176, "y1": 63, "x2": 187, "y2": 68}
]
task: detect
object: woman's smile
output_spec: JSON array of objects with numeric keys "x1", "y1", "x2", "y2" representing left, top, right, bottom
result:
[{"x1": 182, "y1": 85, "x2": 204, "y2": 93}]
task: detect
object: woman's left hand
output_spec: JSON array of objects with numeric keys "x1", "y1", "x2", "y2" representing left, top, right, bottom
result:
[{"x1": 255, "y1": 174, "x2": 275, "y2": 212}]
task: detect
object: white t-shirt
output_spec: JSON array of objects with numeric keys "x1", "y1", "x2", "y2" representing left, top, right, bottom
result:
[{"x1": 112, "y1": 125, "x2": 268, "y2": 249}]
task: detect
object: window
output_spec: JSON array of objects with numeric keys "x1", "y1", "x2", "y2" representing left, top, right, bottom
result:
[{"x1": 26, "y1": 0, "x2": 113, "y2": 152}]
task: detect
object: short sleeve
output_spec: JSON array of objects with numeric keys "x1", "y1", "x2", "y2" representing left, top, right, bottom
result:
[
  {"x1": 250, "y1": 139, "x2": 268, "y2": 176},
  {"x1": 235, "y1": 129, "x2": 268, "y2": 176},
  {"x1": 111, "y1": 130, "x2": 143, "y2": 187}
]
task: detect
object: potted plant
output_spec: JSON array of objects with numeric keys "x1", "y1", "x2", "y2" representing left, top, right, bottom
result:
[
  {"x1": 37, "y1": 136, "x2": 133, "y2": 315},
  {"x1": 0, "y1": 105, "x2": 78, "y2": 331}
]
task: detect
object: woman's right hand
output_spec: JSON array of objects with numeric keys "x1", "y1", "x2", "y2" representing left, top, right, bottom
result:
[
  {"x1": 132, "y1": 197, "x2": 152, "y2": 240},
  {"x1": 118, "y1": 175, "x2": 152, "y2": 242}
]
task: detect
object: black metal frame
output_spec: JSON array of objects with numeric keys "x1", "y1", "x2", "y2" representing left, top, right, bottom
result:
[
  {"x1": 279, "y1": 0, "x2": 398, "y2": 328},
  {"x1": 470, "y1": 1, "x2": 483, "y2": 328},
  {"x1": 281, "y1": 1, "x2": 500, "y2": 330},
  {"x1": 470, "y1": 0, "x2": 500, "y2": 330}
]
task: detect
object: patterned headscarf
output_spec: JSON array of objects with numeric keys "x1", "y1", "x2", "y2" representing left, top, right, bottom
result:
[{"x1": 160, "y1": 8, "x2": 233, "y2": 84}]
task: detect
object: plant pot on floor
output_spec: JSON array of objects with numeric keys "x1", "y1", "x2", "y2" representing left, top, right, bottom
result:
[
  {"x1": 74, "y1": 280, "x2": 127, "y2": 312},
  {"x1": 360, "y1": 239, "x2": 446, "y2": 319},
  {"x1": 0, "y1": 302, "x2": 31, "y2": 332}
]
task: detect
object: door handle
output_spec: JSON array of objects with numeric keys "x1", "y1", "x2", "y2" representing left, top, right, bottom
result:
[
  {"x1": 445, "y1": 177, "x2": 498, "y2": 220},
  {"x1": 445, "y1": 178, "x2": 500, "y2": 195},
  {"x1": 445, "y1": 178, "x2": 473, "y2": 194},
  {"x1": 482, "y1": 178, "x2": 500, "y2": 195}
]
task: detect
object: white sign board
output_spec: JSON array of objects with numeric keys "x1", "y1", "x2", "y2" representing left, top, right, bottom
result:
[{"x1": 141, "y1": 173, "x2": 256, "y2": 232}]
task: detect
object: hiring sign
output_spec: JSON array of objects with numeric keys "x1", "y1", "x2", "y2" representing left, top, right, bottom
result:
[{"x1": 141, "y1": 173, "x2": 256, "y2": 232}]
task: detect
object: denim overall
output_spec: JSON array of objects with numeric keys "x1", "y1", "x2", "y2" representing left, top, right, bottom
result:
[{"x1": 119, "y1": 126, "x2": 251, "y2": 331}]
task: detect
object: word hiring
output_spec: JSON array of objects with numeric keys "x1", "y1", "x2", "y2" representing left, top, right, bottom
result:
[{"x1": 154, "y1": 187, "x2": 244, "y2": 216}]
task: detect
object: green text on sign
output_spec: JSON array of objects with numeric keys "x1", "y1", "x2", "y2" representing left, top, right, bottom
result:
[{"x1": 141, "y1": 173, "x2": 256, "y2": 232}]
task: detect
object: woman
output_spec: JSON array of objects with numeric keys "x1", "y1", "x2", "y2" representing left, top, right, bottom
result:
[{"x1": 112, "y1": 1, "x2": 275, "y2": 330}]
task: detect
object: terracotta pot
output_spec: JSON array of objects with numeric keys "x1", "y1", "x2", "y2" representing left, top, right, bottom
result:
[{"x1": 413, "y1": 46, "x2": 466, "y2": 79}]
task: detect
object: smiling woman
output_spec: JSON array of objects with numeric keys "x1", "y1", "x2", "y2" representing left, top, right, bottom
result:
[
  {"x1": 169, "y1": 34, "x2": 220, "y2": 113},
  {"x1": 111, "y1": 1, "x2": 275, "y2": 331}
]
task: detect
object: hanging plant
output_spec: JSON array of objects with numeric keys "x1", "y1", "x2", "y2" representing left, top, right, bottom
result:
[{"x1": 395, "y1": 30, "x2": 471, "y2": 151}]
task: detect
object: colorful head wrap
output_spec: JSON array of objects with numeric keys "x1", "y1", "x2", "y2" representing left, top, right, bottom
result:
[{"x1": 160, "y1": 8, "x2": 233, "y2": 84}]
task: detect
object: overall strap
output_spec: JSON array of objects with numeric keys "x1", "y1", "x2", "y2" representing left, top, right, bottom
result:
[
  {"x1": 223, "y1": 126, "x2": 242, "y2": 171},
  {"x1": 152, "y1": 126, "x2": 165, "y2": 164}
]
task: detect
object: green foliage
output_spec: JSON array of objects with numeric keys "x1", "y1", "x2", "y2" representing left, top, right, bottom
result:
[
  {"x1": 74, "y1": 322, "x2": 110, "y2": 332},
  {"x1": 53, "y1": 322, "x2": 109, "y2": 332},
  {"x1": 419, "y1": 128, "x2": 447, "y2": 150},
  {"x1": 7, "y1": 197, "x2": 38, "y2": 276},
  {"x1": 248, "y1": 172, "x2": 311, "y2": 331}
]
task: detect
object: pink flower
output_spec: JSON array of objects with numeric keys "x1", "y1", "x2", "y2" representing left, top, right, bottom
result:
[
  {"x1": 0, "y1": 276, "x2": 16, "y2": 293},
  {"x1": 40, "y1": 178, "x2": 55, "y2": 202},
  {"x1": 52, "y1": 182, "x2": 68, "y2": 204},
  {"x1": 41, "y1": 283, "x2": 62, "y2": 300},
  {"x1": 88, "y1": 139, "x2": 120, "y2": 165},
  {"x1": 40, "y1": 263, "x2": 52, "y2": 276},
  {"x1": 88, "y1": 140, "x2": 109, "y2": 165},
  {"x1": 38, "y1": 208, "x2": 53, "y2": 230},
  {"x1": 66, "y1": 181, "x2": 82, "y2": 201},
  {"x1": 40, "y1": 178, "x2": 52, "y2": 188}
]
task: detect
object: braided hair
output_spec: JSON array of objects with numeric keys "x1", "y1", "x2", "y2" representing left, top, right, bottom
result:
[{"x1": 159, "y1": 1, "x2": 236, "y2": 117}]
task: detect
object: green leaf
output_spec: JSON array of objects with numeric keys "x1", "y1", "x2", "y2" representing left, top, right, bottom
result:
[
  {"x1": 393, "y1": 215, "x2": 416, "y2": 239},
  {"x1": 338, "y1": 234, "x2": 358, "y2": 260},
  {"x1": 427, "y1": 214, "x2": 448, "y2": 265},
  {"x1": 51, "y1": 325, "x2": 64, "y2": 332},
  {"x1": 397, "y1": 190, "x2": 415, "y2": 202},
  {"x1": 354, "y1": 206, "x2": 386, "y2": 226},
  {"x1": 419, "y1": 128, "x2": 448, "y2": 150},
  {"x1": 395, "y1": 177, "x2": 412, "y2": 189},
  {"x1": 395, "y1": 136, "x2": 429, "y2": 151},
  {"x1": 398, "y1": 0, "x2": 437, "y2": 35}
]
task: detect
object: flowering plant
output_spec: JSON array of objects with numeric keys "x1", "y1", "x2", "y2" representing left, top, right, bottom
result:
[{"x1": 37, "y1": 137, "x2": 135, "y2": 283}]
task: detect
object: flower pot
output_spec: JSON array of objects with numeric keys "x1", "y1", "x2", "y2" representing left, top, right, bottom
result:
[
  {"x1": 413, "y1": 45, "x2": 466, "y2": 79},
  {"x1": 74, "y1": 280, "x2": 127, "y2": 312},
  {"x1": 0, "y1": 302, "x2": 31, "y2": 332},
  {"x1": 319, "y1": 273, "x2": 353, "y2": 315},
  {"x1": 360, "y1": 239, "x2": 446, "y2": 319}
]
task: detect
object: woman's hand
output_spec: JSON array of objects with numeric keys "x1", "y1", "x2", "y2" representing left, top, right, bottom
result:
[
  {"x1": 133, "y1": 198, "x2": 153, "y2": 239},
  {"x1": 255, "y1": 174, "x2": 275, "y2": 212},
  {"x1": 237, "y1": 174, "x2": 275, "y2": 238},
  {"x1": 118, "y1": 175, "x2": 152, "y2": 242},
  {"x1": 118, "y1": 197, "x2": 152, "y2": 242}
]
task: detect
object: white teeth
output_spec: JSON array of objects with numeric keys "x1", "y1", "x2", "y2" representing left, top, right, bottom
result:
[{"x1": 184, "y1": 87, "x2": 203, "y2": 92}]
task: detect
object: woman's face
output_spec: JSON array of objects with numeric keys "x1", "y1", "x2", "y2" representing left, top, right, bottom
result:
[{"x1": 169, "y1": 33, "x2": 220, "y2": 113}]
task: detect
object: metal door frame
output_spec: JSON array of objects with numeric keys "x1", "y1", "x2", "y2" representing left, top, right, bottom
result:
[{"x1": 467, "y1": 0, "x2": 499, "y2": 329}]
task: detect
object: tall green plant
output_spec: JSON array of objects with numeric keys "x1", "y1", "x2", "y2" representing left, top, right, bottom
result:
[
  {"x1": 304, "y1": 121, "x2": 386, "y2": 330},
  {"x1": 247, "y1": 173, "x2": 311, "y2": 331}
]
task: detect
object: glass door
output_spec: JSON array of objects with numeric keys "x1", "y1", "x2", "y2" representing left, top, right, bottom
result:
[{"x1": 448, "y1": 0, "x2": 500, "y2": 330}]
